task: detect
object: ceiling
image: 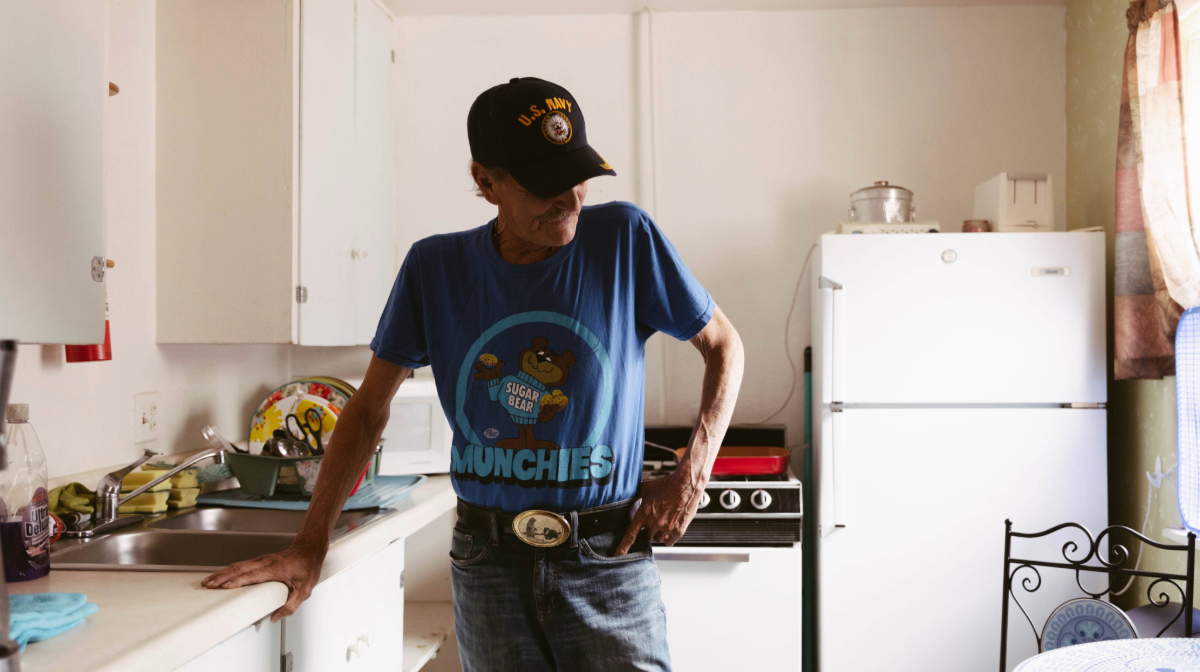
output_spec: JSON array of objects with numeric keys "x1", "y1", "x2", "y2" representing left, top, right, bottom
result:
[{"x1": 378, "y1": 0, "x2": 1063, "y2": 17}]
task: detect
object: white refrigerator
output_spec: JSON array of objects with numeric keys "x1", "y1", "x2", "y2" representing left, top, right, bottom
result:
[{"x1": 809, "y1": 232, "x2": 1107, "y2": 672}]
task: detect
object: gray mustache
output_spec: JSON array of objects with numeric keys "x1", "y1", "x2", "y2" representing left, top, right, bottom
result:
[{"x1": 538, "y1": 209, "x2": 574, "y2": 225}]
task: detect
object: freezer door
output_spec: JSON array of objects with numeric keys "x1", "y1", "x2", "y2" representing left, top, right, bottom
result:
[
  {"x1": 818, "y1": 232, "x2": 1106, "y2": 404},
  {"x1": 814, "y1": 408, "x2": 1106, "y2": 672}
]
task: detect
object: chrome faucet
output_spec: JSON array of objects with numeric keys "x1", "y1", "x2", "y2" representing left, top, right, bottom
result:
[{"x1": 63, "y1": 446, "x2": 227, "y2": 539}]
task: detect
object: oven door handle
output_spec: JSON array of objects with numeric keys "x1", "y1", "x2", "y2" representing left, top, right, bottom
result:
[{"x1": 654, "y1": 552, "x2": 750, "y2": 563}]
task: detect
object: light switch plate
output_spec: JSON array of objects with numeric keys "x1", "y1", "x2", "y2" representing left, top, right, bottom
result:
[{"x1": 134, "y1": 392, "x2": 159, "y2": 444}]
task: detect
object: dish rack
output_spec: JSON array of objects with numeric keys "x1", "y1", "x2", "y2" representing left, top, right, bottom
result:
[{"x1": 225, "y1": 449, "x2": 381, "y2": 498}]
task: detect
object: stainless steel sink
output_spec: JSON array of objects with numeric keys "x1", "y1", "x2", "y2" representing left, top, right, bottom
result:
[
  {"x1": 51, "y1": 530, "x2": 294, "y2": 571},
  {"x1": 51, "y1": 506, "x2": 395, "y2": 571},
  {"x1": 148, "y1": 507, "x2": 375, "y2": 535}
]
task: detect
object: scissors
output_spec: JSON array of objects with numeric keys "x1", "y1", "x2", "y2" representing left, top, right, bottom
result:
[{"x1": 285, "y1": 407, "x2": 326, "y2": 455}]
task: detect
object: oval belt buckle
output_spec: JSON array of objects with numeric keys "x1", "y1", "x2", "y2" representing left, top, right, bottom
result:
[{"x1": 513, "y1": 510, "x2": 571, "y2": 548}]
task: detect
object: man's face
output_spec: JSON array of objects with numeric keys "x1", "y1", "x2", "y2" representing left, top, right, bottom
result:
[{"x1": 488, "y1": 172, "x2": 588, "y2": 248}]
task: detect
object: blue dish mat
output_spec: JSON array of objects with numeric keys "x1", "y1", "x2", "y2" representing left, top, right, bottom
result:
[{"x1": 196, "y1": 474, "x2": 427, "y2": 511}]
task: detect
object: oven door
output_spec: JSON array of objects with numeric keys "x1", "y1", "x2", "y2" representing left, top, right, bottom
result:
[
  {"x1": 655, "y1": 545, "x2": 802, "y2": 671},
  {"x1": 377, "y1": 380, "x2": 452, "y2": 475}
]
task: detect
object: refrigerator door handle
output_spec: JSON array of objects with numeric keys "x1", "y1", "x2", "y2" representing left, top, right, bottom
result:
[
  {"x1": 831, "y1": 283, "x2": 846, "y2": 402},
  {"x1": 831, "y1": 410, "x2": 848, "y2": 531},
  {"x1": 819, "y1": 276, "x2": 843, "y2": 403}
]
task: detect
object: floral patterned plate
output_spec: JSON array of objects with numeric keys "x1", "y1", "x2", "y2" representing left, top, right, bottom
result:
[
  {"x1": 248, "y1": 392, "x2": 339, "y2": 455},
  {"x1": 248, "y1": 378, "x2": 350, "y2": 446}
]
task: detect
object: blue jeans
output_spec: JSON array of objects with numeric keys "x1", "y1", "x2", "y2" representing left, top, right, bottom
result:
[{"x1": 450, "y1": 506, "x2": 672, "y2": 671}]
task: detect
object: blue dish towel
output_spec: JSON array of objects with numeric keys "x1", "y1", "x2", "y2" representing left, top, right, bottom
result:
[{"x1": 10, "y1": 593, "x2": 98, "y2": 648}]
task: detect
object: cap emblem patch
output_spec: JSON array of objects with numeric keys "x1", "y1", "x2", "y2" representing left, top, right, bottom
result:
[{"x1": 542, "y1": 112, "x2": 572, "y2": 145}]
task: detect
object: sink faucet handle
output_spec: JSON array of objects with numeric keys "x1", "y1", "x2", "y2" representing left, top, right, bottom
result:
[
  {"x1": 94, "y1": 448, "x2": 160, "y2": 524},
  {"x1": 98, "y1": 448, "x2": 160, "y2": 494}
]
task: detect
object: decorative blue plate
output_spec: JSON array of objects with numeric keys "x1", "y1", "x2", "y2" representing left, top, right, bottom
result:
[
  {"x1": 1016, "y1": 638, "x2": 1200, "y2": 671},
  {"x1": 1041, "y1": 598, "x2": 1138, "y2": 652}
]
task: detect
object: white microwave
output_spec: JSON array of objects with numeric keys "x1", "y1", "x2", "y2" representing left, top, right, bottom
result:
[{"x1": 345, "y1": 377, "x2": 451, "y2": 475}]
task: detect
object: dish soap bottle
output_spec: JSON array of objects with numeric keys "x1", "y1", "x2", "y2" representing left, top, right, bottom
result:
[{"x1": 1, "y1": 404, "x2": 50, "y2": 581}]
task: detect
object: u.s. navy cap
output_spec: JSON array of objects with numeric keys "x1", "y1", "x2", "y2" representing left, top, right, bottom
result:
[{"x1": 468, "y1": 77, "x2": 616, "y2": 199}]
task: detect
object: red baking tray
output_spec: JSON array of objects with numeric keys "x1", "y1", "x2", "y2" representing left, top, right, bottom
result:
[{"x1": 674, "y1": 446, "x2": 790, "y2": 476}]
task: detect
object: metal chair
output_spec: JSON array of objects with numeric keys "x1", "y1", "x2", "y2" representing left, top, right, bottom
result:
[{"x1": 999, "y1": 519, "x2": 1198, "y2": 671}]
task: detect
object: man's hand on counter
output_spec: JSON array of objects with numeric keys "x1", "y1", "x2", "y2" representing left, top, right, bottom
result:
[{"x1": 201, "y1": 541, "x2": 326, "y2": 622}]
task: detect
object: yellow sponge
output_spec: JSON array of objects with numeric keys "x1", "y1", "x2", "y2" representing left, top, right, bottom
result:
[
  {"x1": 121, "y1": 471, "x2": 169, "y2": 493},
  {"x1": 118, "y1": 490, "x2": 169, "y2": 514},
  {"x1": 142, "y1": 465, "x2": 200, "y2": 489},
  {"x1": 167, "y1": 488, "x2": 200, "y2": 510}
]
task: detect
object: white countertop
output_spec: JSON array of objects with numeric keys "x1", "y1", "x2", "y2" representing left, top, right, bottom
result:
[{"x1": 16, "y1": 475, "x2": 456, "y2": 672}]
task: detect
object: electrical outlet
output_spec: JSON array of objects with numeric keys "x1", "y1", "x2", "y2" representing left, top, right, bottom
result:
[{"x1": 134, "y1": 392, "x2": 159, "y2": 444}]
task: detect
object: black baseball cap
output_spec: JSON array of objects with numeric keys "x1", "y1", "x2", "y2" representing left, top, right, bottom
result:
[{"x1": 468, "y1": 77, "x2": 616, "y2": 199}]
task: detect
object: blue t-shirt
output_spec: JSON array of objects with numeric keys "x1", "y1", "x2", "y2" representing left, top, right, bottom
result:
[{"x1": 370, "y1": 201, "x2": 713, "y2": 512}]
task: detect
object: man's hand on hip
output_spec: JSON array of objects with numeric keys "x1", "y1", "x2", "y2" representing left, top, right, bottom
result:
[{"x1": 615, "y1": 471, "x2": 705, "y2": 555}]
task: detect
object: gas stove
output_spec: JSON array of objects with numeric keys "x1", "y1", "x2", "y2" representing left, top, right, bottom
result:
[{"x1": 643, "y1": 425, "x2": 802, "y2": 547}]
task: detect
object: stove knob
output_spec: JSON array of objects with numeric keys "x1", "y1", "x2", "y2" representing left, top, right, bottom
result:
[
  {"x1": 750, "y1": 489, "x2": 772, "y2": 510},
  {"x1": 719, "y1": 489, "x2": 741, "y2": 510},
  {"x1": 699, "y1": 491, "x2": 711, "y2": 509}
]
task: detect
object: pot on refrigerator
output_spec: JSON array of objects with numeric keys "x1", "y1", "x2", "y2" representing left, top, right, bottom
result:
[{"x1": 847, "y1": 181, "x2": 916, "y2": 223}]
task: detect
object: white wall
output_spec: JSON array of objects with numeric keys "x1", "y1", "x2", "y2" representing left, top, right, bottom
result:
[
  {"x1": 9, "y1": 0, "x2": 299, "y2": 480},
  {"x1": 394, "y1": 6, "x2": 1067, "y2": 461}
]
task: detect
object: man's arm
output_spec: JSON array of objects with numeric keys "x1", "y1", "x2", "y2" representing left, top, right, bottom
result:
[
  {"x1": 202, "y1": 355, "x2": 411, "y2": 621},
  {"x1": 615, "y1": 304, "x2": 744, "y2": 555}
]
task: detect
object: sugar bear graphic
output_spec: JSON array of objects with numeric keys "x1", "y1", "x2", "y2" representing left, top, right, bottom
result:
[{"x1": 474, "y1": 337, "x2": 574, "y2": 451}]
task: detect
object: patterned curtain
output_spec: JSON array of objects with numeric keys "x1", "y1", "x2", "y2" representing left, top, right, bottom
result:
[{"x1": 1115, "y1": 0, "x2": 1200, "y2": 379}]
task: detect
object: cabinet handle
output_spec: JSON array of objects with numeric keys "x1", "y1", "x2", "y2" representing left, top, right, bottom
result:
[
  {"x1": 347, "y1": 641, "x2": 362, "y2": 660},
  {"x1": 359, "y1": 633, "x2": 372, "y2": 648},
  {"x1": 351, "y1": 248, "x2": 370, "y2": 260},
  {"x1": 655, "y1": 552, "x2": 750, "y2": 563}
]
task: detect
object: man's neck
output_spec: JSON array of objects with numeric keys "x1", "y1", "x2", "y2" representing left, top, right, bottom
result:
[{"x1": 492, "y1": 216, "x2": 559, "y2": 264}]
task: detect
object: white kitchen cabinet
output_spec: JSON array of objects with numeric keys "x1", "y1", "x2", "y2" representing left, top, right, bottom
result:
[
  {"x1": 0, "y1": 0, "x2": 108, "y2": 344},
  {"x1": 285, "y1": 538, "x2": 405, "y2": 671},
  {"x1": 156, "y1": 0, "x2": 397, "y2": 345},
  {"x1": 656, "y1": 546, "x2": 802, "y2": 671},
  {"x1": 175, "y1": 618, "x2": 282, "y2": 672}
]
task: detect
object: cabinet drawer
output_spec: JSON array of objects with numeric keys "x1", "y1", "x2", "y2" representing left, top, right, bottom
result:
[{"x1": 175, "y1": 619, "x2": 281, "y2": 672}]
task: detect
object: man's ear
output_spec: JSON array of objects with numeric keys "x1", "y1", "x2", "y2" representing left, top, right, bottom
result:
[{"x1": 470, "y1": 161, "x2": 502, "y2": 206}]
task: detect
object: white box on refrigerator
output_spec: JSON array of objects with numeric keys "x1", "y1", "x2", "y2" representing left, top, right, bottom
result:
[{"x1": 974, "y1": 172, "x2": 1055, "y2": 232}]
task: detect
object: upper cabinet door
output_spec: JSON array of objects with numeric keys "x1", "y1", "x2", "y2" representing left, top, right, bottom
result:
[
  {"x1": 0, "y1": 0, "x2": 107, "y2": 344},
  {"x1": 299, "y1": 0, "x2": 357, "y2": 346},
  {"x1": 354, "y1": 0, "x2": 397, "y2": 345}
]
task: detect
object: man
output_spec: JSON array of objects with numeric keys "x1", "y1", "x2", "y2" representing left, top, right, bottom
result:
[{"x1": 203, "y1": 77, "x2": 744, "y2": 671}]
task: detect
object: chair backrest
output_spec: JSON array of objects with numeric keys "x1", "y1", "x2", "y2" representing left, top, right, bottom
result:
[{"x1": 999, "y1": 520, "x2": 1196, "y2": 671}]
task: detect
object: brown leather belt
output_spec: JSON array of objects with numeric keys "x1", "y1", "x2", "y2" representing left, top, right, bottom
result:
[{"x1": 456, "y1": 498, "x2": 636, "y2": 547}]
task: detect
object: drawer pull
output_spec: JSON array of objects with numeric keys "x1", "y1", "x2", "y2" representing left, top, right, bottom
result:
[{"x1": 655, "y1": 552, "x2": 750, "y2": 563}]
